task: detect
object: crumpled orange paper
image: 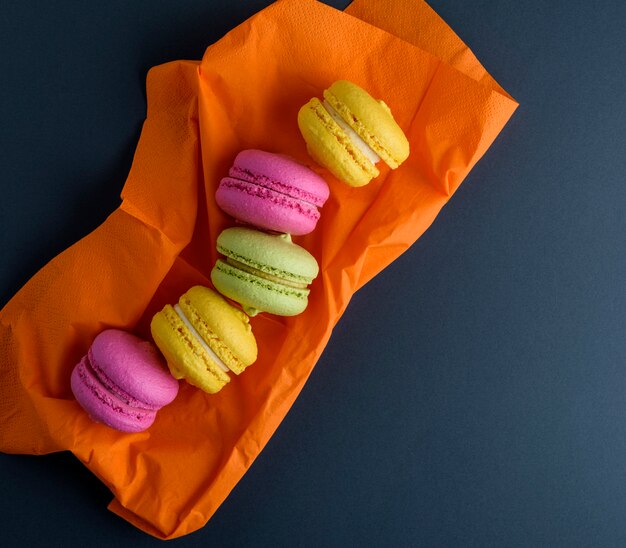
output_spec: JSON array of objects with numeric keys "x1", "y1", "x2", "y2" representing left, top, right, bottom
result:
[{"x1": 0, "y1": 0, "x2": 517, "y2": 539}]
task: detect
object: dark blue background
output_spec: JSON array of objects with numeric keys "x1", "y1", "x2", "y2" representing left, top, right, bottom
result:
[{"x1": 2, "y1": 1, "x2": 625, "y2": 546}]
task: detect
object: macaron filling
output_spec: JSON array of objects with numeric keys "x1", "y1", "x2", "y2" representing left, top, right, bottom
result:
[
  {"x1": 216, "y1": 240, "x2": 313, "y2": 288},
  {"x1": 322, "y1": 100, "x2": 381, "y2": 165},
  {"x1": 173, "y1": 304, "x2": 231, "y2": 374},
  {"x1": 218, "y1": 177, "x2": 320, "y2": 222},
  {"x1": 228, "y1": 166, "x2": 325, "y2": 208},
  {"x1": 225, "y1": 257, "x2": 308, "y2": 289}
]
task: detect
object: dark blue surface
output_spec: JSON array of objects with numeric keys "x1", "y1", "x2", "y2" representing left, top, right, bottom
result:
[{"x1": 2, "y1": 1, "x2": 626, "y2": 546}]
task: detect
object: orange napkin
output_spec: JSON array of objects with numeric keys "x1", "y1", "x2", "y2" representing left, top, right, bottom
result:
[{"x1": 0, "y1": 0, "x2": 517, "y2": 539}]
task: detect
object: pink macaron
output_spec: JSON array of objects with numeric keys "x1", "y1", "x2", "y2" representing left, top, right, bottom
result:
[
  {"x1": 70, "y1": 329, "x2": 179, "y2": 433},
  {"x1": 215, "y1": 149, "x2": 330, "y2": 235}
]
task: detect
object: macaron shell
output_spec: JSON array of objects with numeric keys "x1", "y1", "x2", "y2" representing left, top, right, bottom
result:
[
  {"x1": 324, "y1": 80, "x2": 409, "y2": 169},
  {"x1": 71, "y1": 355, "x2": 157, "y2": 433},
  {"x1": 298, "y1": 98, "x2": 377, "y2": 187},
  {"x1": 90, "y1": 329, "x2": 178, "y2": 408},
  {"x1": 216, "y1": 227, "x2": 319, "y2": 284},
  {"x1": 231, "y1": 149, "x2": 330, "y2": 205},
  {"x1": 150, "y1": 305, "x2": 230, "y2": 394},
  {"x1": 179, "y1": 286, "x2": 257, "y2": 375},
  {"x1": 211, "y1": 259, "x2": 309, "y2": 317},
  {"x1": 87, "y1": 348, "x2": 160, "y2": 411},
  {"x1": 216, "y1": 178, "x2": 318, "y2": 236}
]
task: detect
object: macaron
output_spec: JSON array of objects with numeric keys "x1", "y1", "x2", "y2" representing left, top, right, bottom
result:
[
  {"x1": 211, "y1": 227, "x2": 319, "y2": 317},
  {"x1": 216, "y1": 149, "x2": 330, "y2": 235},
  {"x1": 298, "y1": 80, "x2": 410, "y2": 187},
  {"x1": 150, "y1": 286, "x2": 257, "y2": 394},
  {"x1": 70, "y1": 329, "x2": 179, "y2": 433}
]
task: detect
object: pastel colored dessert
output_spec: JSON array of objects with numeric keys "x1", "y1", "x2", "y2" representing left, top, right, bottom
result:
[
  {"x1": 211, "y1": 226, "x2": 319, "y2": 317},
  {"x1": 70, "y1": 329, "x2": 179, "y2": 433},
  {"x1": 298, "y1": 80, "x2": 410, "y2": 187},
  {"x1": 216, "y1": 149, "x2": 330, "y2": 235},
  {"x1": 150, "y1": 286, "x2": 257, "y2": 394}
]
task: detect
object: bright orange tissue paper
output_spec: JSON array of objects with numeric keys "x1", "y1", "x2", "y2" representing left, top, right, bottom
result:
[{"x1": 0, "y1": 0, "x2": 518, "y2": 539}]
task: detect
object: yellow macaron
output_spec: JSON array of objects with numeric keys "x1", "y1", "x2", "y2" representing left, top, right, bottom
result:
[
  {"x1": 298, "y1": 80, "x2": 409, "y2": 187},
  {"x1": 150, "y1": 286, "x2": 257, "y2": 394}
]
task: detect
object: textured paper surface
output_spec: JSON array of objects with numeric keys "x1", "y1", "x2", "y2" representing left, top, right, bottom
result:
[{"x1": 0, "y1": 0, "x2": 517, "y2": 539}]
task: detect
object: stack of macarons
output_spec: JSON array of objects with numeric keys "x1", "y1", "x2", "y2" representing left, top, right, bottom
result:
[
  {"x1": 71, "y1": 287, "x2": 255, "y2": 432},
  {"x1": 71, "y1": 79, "x2": 410, "y2": 432},
  {"x1": 209, "y1": 76, "x2": 411, "y2": 317},
  {"x1": 212, "y1": 149, "x2": 328, "y2": 317}
]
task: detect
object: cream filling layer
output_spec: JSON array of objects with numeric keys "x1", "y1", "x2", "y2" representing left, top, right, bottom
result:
[
  {"x1": 323, "y1": 100, "x2": 381, "y2": 165},
  {"x1": 174, "y1": 304, "x2": 230, "y2": 374},
  {"x1": 226, "y1": 258, "x2": 308, "y2": 289}
]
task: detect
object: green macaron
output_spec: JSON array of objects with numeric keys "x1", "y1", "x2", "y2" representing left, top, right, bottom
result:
[{"x1": 211, "y1": 227, "x2": 319, "y2": 317}]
